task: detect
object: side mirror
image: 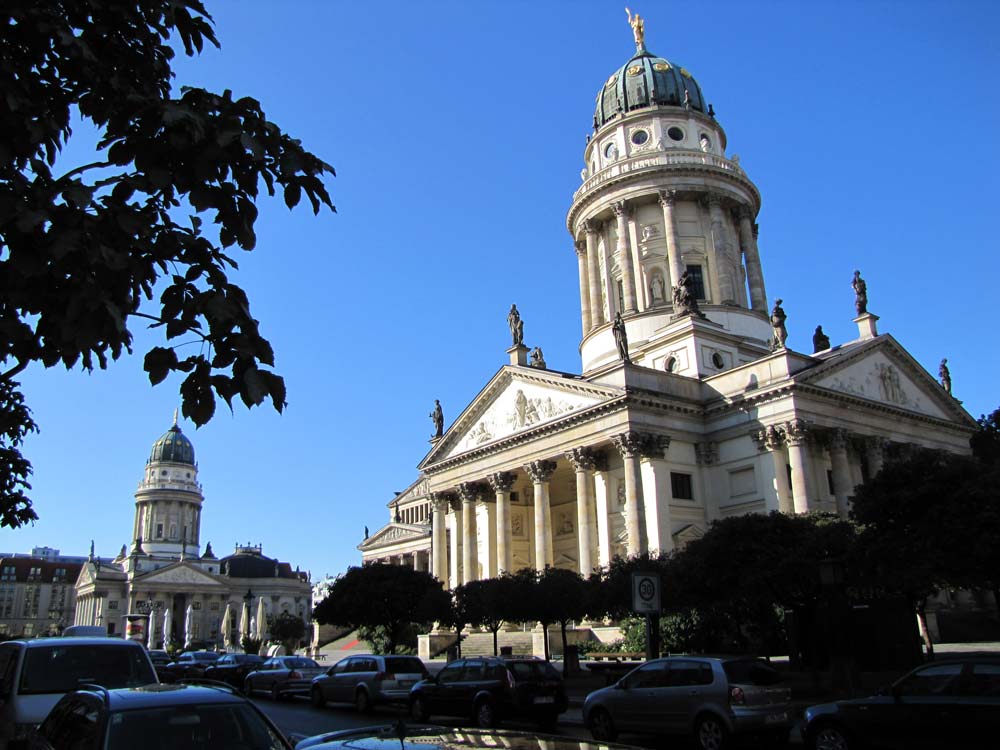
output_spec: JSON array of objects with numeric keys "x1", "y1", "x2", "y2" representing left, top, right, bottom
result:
[{"x1": 615, "y1": 680, "x2": 626, "y2": 690}]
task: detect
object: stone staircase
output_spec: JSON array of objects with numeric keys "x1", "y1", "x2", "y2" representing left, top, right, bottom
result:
[{"x1": 459, "y1": 630, "x2": 535, "y2": 656}]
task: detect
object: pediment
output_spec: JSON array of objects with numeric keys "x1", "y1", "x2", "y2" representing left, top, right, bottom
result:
[
  {"x1": 359, "y1": 523, "x2": 430, "y2": 550},
  {"x1": 427, "y1": 367, "x2": 619, "y2": 464},
  {"x1": 138, "y1": 563, "x2": 224, "y2": 587},
  {"x1": 801, "y1": 338, "x2": 968, "y2": 423},
  {"x1": 76, "y1": 565, "x2": 95, "y2": 586}
]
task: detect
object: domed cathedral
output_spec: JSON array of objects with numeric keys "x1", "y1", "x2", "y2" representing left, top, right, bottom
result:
[
  {"x1": 73, "y1": 416, "x2": 311, "y2": 648},
  {"x1": 358, "y1": 14, "x2": 975, "y2": 652}
]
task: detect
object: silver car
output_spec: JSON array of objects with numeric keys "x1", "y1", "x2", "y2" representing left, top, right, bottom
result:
[
  {"x1": 310, "y1": 654, "x2": 428, "y2": 712},
  {"x1": 583, "y1": 655, "x2": 793, "y2": 750},
  {"x1": 244, "y1": 656, "x2": 325, "y2": 700}
]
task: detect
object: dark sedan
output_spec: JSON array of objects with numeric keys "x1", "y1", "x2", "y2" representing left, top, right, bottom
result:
[
  {"x1": 409, "y1": 656, "x2": 567, "y2": 728},
  {"x1": 245, "y1": 656, "x2": 325, "y2": 700},
  {"x1": 203, "y1": 653, "x2": 266, "y2": 691},
  {"x1": 157, "y1": 650, "x2": 221, "y2": 682},
  {"x1": 803, "y1": 655, "x2": 1000, "y2": 749}
]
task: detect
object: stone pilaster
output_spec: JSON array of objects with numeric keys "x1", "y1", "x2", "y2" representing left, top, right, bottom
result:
[
  {"x1": 430, "y1": 493, "x2": 449, "y2": 584},
  {"x1": 566, "y1": 448, "x2": 597, "y2": 576},
  {"x1": 636, "y1": 435, "x2": 673, "y2": 554},
  {"x1": 612, "y1": 202, "x2": 638, "y2": 314},
  {"x1": 457, "y1": 482, "x2": 483, "y2": 584},
  {"x1": 525, "y1": 460, "x2": 557, "y2": 571},
  {"x1": 583, "y1": 220, "x2": 605, "y2": 328},
  {"x1": 755, "y1": 425, "x2": 794, "y2": 514},
  {"x1": 657, "y1": 190, "x2": 685, "y2": 288},
  {"x1": 487, "y1": 472, "x2": 516, "y2": 575},
  {"x1": 611, "y1": 432, "x2": 664, "y2": 555},
  {"x1": 738, "y1": 207, "x2": 767, "y2": 312},
  {"x1": 575, "y1": 240, "x2": 592, "y2": 335},
  {"x1": 707, "y1": 195, "x2": 737, "y2": 304},
  {"x1": 784, "y1": 419, "x2": 813, "y2": 514},
  {"x1": 448, "y1": 497, "x2": 462, "y2": 590},
  {"x1": 865, "y1": 436, "x2": 887, "y2": 479},
  {"x1": 828, "y1": 429, "x2": 854, "y2": 519}
]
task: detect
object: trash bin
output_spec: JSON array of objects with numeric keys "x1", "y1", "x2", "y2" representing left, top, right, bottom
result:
[
  {"x1": 500, "y1": 645, "x2": 513, "y2": 656},
  {"x1": 564, "y1": 644, "x2": 579, "y2": 675}
]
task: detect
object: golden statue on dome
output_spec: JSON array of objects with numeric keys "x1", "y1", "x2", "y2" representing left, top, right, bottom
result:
[{"x1": 625, "y1": 7, "x2": 645, "y2": 49}]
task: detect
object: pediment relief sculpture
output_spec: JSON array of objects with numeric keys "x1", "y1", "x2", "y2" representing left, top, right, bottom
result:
[{"x1": 142, "y1": 565, "x2": 221, "y2": 586}]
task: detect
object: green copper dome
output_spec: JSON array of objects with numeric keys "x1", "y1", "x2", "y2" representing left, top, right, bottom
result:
[
  {"x1": 594, "y1": 49, "x2": 707, "y2": 129},
  {"x1": 148, "y1": 423, "x2": 195, "y2": 465}
]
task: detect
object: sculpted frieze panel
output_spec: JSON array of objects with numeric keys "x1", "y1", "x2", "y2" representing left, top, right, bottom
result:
[{"x1": 812, "y1": 352, "x2": 946, "y2": 418}]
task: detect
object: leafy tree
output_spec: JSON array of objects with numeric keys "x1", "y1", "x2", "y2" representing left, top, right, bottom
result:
[
  {"x1": 971, "y1": 407, "x2": 1000, "y2": 465},
  {"x1": 535, "y1": 567, "x2": 588, "y2": 660},
  {"x1": 454, "y1": 575, "x2": 516, "y2": 656},
  {"x1": 313, "y1": 564, "x2": 451, "y2": 655},
  {"x1": 240, "y1": 636, "x2": 262, "y2": 655},
  {"x1": 0, "y1": 0, "x2": 335, "y2": 527},
  {"x1": 268, "y1": 612, "x2": 306, "y2": 655}
]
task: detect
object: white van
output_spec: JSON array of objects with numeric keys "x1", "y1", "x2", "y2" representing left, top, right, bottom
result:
[{"x1": 0, "y1": 637, "x2": 157, "y2": 748}]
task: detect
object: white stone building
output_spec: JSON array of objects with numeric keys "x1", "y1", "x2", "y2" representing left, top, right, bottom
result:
[
  {"x1": 359, "y1": 21, "x2": 975, "y2": 592},
  {"x1": 74, "y1": 420, "x2": 311, "y2": 647}
]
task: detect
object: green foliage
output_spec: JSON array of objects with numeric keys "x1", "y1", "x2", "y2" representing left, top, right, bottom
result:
[
  {"x1": 269, "y1": 612, "x2": 306, "y2": 653},
  {"x1": 357, "y1": 624, "x2": 420, "y2": 656},
  {"x1": 241, "y1": 636, "x2": 262, "y2": 655},
  {"x1": 0, "y1": 0, "x2": 335, "y2": 526},
  {"x1": 313, "y1": 563, "x2": 450, "y2": 655},
  {"x1": 971, "y1": 408, "x2": 1000, "y2": 465}
]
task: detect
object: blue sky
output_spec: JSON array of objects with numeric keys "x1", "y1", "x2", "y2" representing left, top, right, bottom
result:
[{"x1": 2, "y1": 0, "x2": 998, "y2": 583}]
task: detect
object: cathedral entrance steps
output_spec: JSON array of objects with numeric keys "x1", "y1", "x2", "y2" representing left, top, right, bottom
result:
[{"x1": 458, "y1": 631, "x2": 535, "y2": 656}]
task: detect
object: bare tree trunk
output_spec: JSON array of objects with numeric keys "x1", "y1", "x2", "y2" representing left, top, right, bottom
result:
[
  {"x1": 542, "y1": 623, "x2": 551, "y2": 660},
  {"x1": 560, "y1": 620, "x2": 568, "y2": 659},
  {"x1": 493, "y1": 626, "x2": 499, "y2": 656},
  {"x1": 915, "y1": 600, "x2": 934, "y2": 658}
]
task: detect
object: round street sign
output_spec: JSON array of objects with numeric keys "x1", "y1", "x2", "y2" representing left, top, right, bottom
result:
[{"x1": 632, "y1": 571, "x2": 661, "y2": 613}]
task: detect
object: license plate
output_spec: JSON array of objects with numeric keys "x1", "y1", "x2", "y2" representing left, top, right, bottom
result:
[
  {"x1": 765, "y1": 712, "x2": 787, "y2": 724},
  {"x1": 534, "y1": 696, "x2": 555, "y2": 704}
]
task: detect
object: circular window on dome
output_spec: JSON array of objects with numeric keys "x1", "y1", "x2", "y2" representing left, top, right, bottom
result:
[
  {"x1": 665, "y1": 356, "x2": 677, "y2": 373},
  {"x1": 667, "y1": 126, "x2": 685, "y2": 141},
  {"x1": 627, "y1": 65, "x2": 643, "y2": 77},
  {"x1": 712, "y1": 352, "x2": 725, "y2": 369},
  {"x1": 604, "y1": 142, "x2": 619, "y2": 160},
  {"x1": 653, "y1": 62, "x2": 671, "y2": 72},
  {"x1": 631, "y1": 129, "x2": 649, "y2": 146}
]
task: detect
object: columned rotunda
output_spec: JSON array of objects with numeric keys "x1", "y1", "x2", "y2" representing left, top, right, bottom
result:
[{"x1": 359, "y1": 19, "x2": 974, "y2": 594}]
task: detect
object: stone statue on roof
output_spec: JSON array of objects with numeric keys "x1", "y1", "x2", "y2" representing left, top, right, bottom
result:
[
  {"x1": 770, "y1": 299, "x2": 788, "y2": 350},
  {"x1": 430, "y1": 399, "x2": 443, "y2": 439},
  {"x1": 812, "y1": 325, "x2": 830, "y2": 353},
  {"x1": 939, "y1": 358, "x2": 952, "y2": 395},
  {"x1": 852, "y1": 270, "x2": 868, "y2": 316},
  {"x1": 507, "y1": 304, "x2": 524, "y2": 347}
]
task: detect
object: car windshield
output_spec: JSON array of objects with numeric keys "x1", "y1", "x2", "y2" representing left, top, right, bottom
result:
[
  {"x1": 283, "y1": 658, "x2": 318, "y2": 669},
  {"x1": 385, "y1": 657, "x2": 425, "y2": 673},
  {"x1": 107, "y1": 702, "x2": 287, "y2": 750},
  {"x1": 507, "y1": 661, "x2": 560, "y2": 680},
  {"x1": 722, "y1": 659, "x2": 782, "y2": 686},
  {"x1": 236, "y1": 655, "x2": 264, "y2": 664},
  {"x1": 19, "y1": 645, "x2": 157, "y2": 695}
]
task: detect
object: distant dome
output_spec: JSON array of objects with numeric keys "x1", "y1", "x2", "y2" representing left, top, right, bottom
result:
[
  {"x1": 594, "y1": 49, "x2": 707, "y2": 129},
  {"x1": 148, "y1": 423, "x2": 195, "y2": 465}
]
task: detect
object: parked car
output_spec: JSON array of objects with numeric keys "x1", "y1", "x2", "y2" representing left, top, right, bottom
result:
[
  {"x1": 157, "y1": 650, "x2": 221, "y2": 682},
  {"x1": 245, "y1": 656, "x2": 324, "y2": 700},
  {"x1": 203, "y1": 653, "x2": 267, "y2": 691},
  {"x1": 27, "y1": 682, "x2": 293, "y2": 750},
  {"x1": 803, "y1": 655, "x2": 1000, "y2": 750},
  {"x1": 147, "y1": 649, "x2": 171, "y2": 668},
  {"x1": 310, "y1": 654, "x2": 429, "y2": 711},
  {"x1": 409, "y1": 656, "x2": 567, "y2": 728},
  {"x1": 583, "y1": 655, "x2": 792, "y2": 749},
  {"x1": 294, "y1": 725, "x2": 642, "y2": 750},
  {"x1": 0, "y1": 637, "x2": 158, "y2": 748}
]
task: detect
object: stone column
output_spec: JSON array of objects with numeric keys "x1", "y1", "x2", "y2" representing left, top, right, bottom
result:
[
  {"x1": 575, "y1": 240, "x2": 592, "y2": 336},
  {"x1": 611, "y1": 432, "x2": 648, "y2": 555},
  {"x1": 584, "y1": 220, "x2": 605, "y2": 328},
  {"x1": 448, "y1": 499, "x2": 462, "y2": 590},
  {"x1": 657, "y1": 190, "x2": 685, "y2": 287},
  {"x1": 593, "y1": 454, "x2": 612, "y2": 568},
  {"x1": 738, "y1": 207, "x2": 767, "y2": 312},
  {"x1": 785, "y1": 419, "x2": 814, "y2": 514},
  {"x1": 637, "y1": 435, "x2": 673, "y2": 554},
  {"x1": 707, "y1": 195, "x2": 737, "y2": 304},
  {"x1": 488, "y1": 472, "x2": 516, "y2": 575},
  {"x1": 566, "y1": 448, "x2": 596, "y2": 576},
  {"x1": 458, "y1": 483, "x2": 480, "y2": 584},
  {"x1": 525, "y1": 460, "x2": 557, "y2": 570},
  {"x1": 612, "y1": 201, "x2": 638, "y2": 313},
  {"x1": 829, "y1": 429, "x2": 854, "y2": 519},
  {"x1": 430, "y1": 494, "x2": 448, "y2": 584},
  {"x1": 757, "y1": 426, "x2": 794, "y2": 514},
  {"x1": 478, "y1": 499, "x2": 497, "y2": 579},
  {"x1": 865, "y1": 436, "x2": 887, "y2": 479}
]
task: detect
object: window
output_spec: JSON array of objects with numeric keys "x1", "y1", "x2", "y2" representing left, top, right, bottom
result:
[
  {"x1": 193, "y1": 601, "x2": 202, "y2": 610},
  {"x1": 1, "y1": 566, "x2": 14, "y2": 581},
  {"x1": 53, "y1": 568, "x2": 67, "y2": 582},
  {"x1": 667, "y1": 660, "x2": 713, "y2": 686},
  {"x1": 967, "y1": 663, "x2": 1000, "y2": 697},
  {"x1": 631, "y1": 129, "x2": 649, "y2": 146},
  {"x1": 27, "y1": 567, "x2": 42, "y2": 581},
  {"x1": 671, "y1": 472, "x2": 694, "y2": 500},
  {"x1": 827, "y1": 470, "x2": 835, "y2": 494},
  {"x1": 623, "y1": 661, "x2": 668, "y2": 688},
  {"x1": 155, "y1": 524, "x2": 163, "y2": 539},
  {"x1": 665, "y1": 356, "x2": 677, "y2": 373},
  {"x1": 897, "y1": 664, "x2": 963, "y2": 696},
  {"x1": 436, "y1": 661, "x2": 465, "y2": 685},
  {"x1": 667, "y1": 126, "x2": 684, "y2": 141},
  {"x1": 685, "y1": 264, "x2": 706, "y2": 299},
  {"x1": 108, "y1": 600, "x2": 119, "y2": 610}
]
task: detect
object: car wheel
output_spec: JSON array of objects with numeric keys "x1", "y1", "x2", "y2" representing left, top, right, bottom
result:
[
  {"x1": 811, "y1": 724, "x2": 853, "y2": 750},
  {"x1": 589, "y1": 708, "x2": 618, "y2": 742},
  {"x1": 271, "y1": 683, "x2": 282, "y2": 702},
  {"x1": 311, "y1": 685, "x2": 326, "y2": 708},
  {"x1": 475, "y1": 698, "x2": 497, "y2": 728},
  {"x1": 355, "y1": 688, "x2": 371, "y2": 713},
  {"x1": 411, "y1": 695, "x2": 430, "y2": 722},
  {"x1": 695, "y1": 714, "x2": 729, "y2": 750}
]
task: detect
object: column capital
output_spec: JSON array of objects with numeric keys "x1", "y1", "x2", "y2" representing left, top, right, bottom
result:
[
  {"x1": 487, "y1": 471, "x2": 516, "y2": 493},
  {"x1": 565, "y1": 447, "x2": 597, "y2": 472},
  {"x1": 828, "y1": 427, "x2": 850, "y2": 451},
  {"x1": 611, "y1": 200, "x2": 628, "y2": 218},
  {"x1": 428, "y1": 492, "x2": 450, "y2": 512},
  {"x1": 738, "y1": 205, "x2": 755, "y2": 222},
  {"x1": 574, "y1": 239, "x2": 587, "y2": 257},
  {"x1": 704, "y1": 192, "x2": 724, "y2": 210},
  {"x1": 695, "y1": 441, "x2": 718, "y2": 465},
  {"x1": 525, "y1": 459, "x2": 557, "y2": 483},
  {"x1": 784, "y1": 419, "x2": 812, "y2": 446},
  {"x1": 657, "y1": 189, "x2": 677, "y2": 208},
  {"x1": 458, "y1": 482, "x2": 487, "y2": 503},
  {"x1": 582, "y1": 219, "x2": 600, "y2": 236},
  {"x1": 612, "y1": 431, "x2": 670, "y2": 459}
]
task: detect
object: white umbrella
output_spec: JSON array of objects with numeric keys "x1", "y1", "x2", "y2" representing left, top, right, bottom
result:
[
  {"x1": 184, "y1": 603, "x2": 194, "y2": 647},
  {"x1": 239, "y1": 600, "x2": 249, "y2": 646},
  {"x1": 163, "y1": 607, "x2": 173, "y2": 647},
  {"x1": 221, "y1": 604, "x2": 233, "y2": 651},
  {"x1": 255, "y1": 596, "x2": 267, "y2": 641},
  {"x1": 147, "y1": 608, "x2": 157, "y2": 650}
]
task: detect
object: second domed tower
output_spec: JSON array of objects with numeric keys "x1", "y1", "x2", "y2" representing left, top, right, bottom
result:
[{"x1": 568, "y1": 14, "x2": 770, "y2": 376}]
